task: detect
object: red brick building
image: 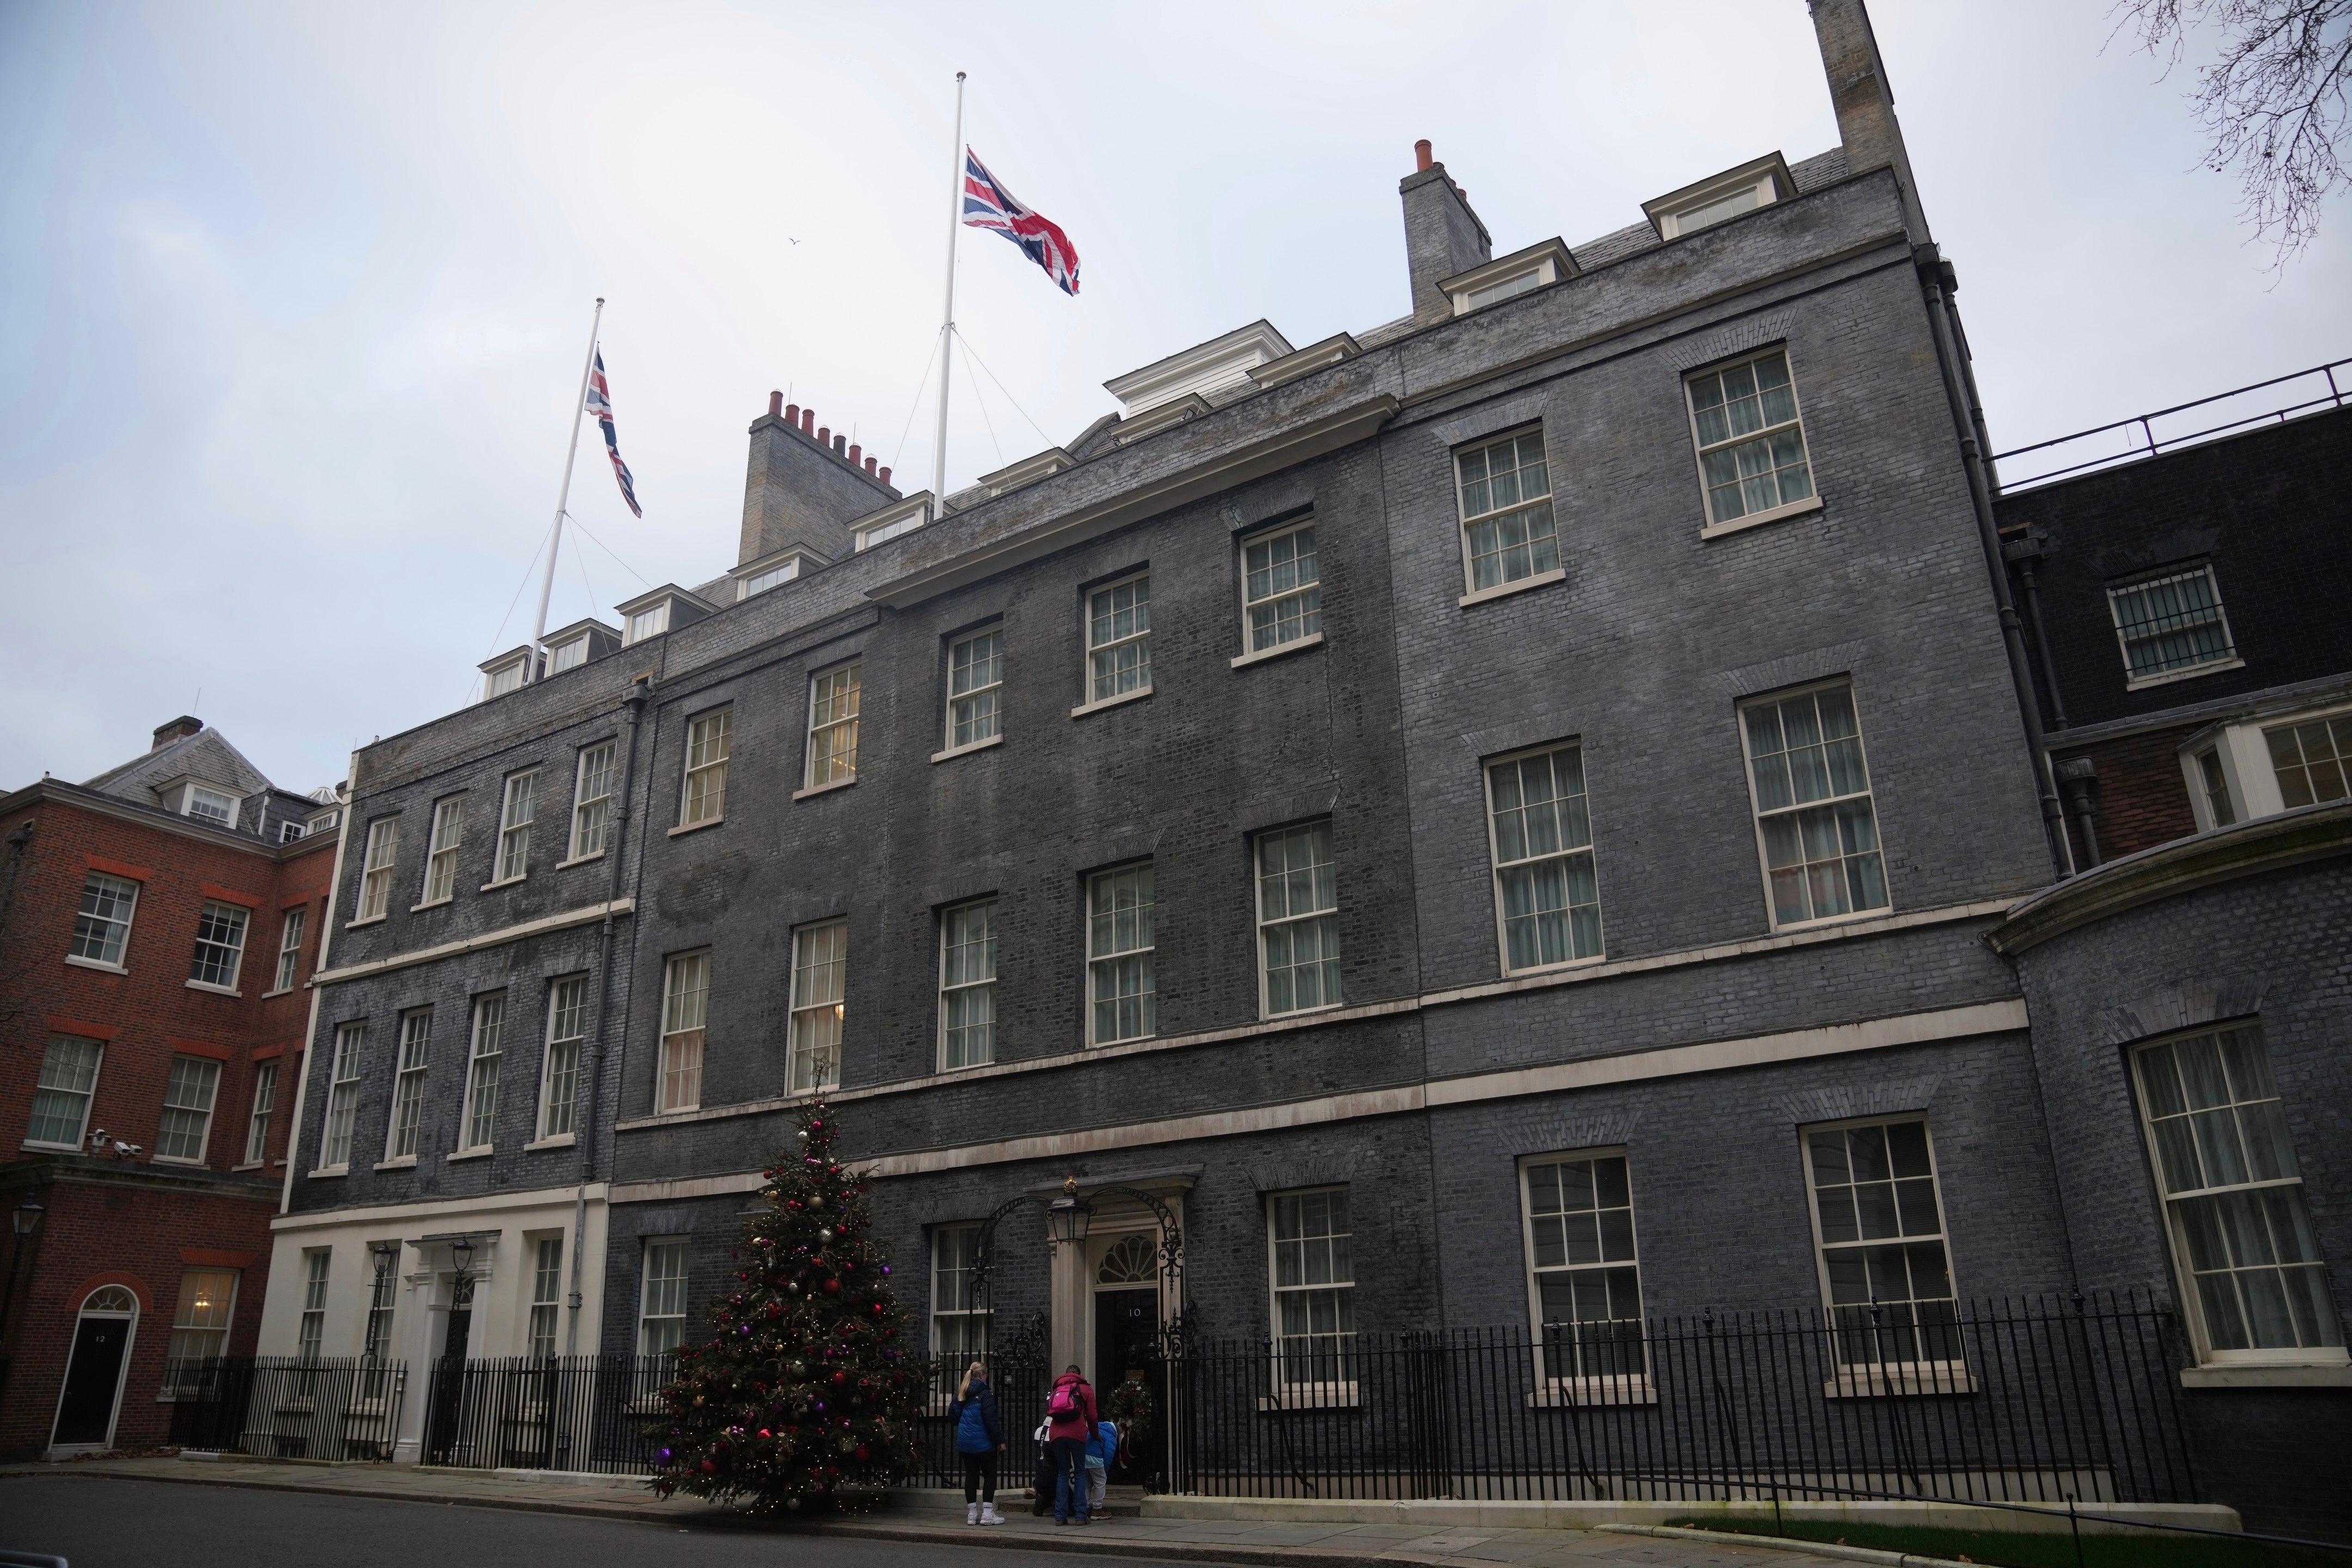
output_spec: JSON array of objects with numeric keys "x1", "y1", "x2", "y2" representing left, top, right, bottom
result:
[{"x1": 0, "y1": 717, "x2": 344, "y2": 1457}]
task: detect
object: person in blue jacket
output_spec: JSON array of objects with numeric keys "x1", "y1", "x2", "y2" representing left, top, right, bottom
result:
[
  {"x1": 948, "y1": 1361, "x2": 1006, "y2": 1525},
  {"x1": 1084, "y1": 1416, "x2": 1120, "y2": 1520}
]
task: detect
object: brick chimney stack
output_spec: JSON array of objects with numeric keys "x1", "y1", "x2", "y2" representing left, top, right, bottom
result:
[
  {"x1": 737, "y1": 391, "x2": 904, "y2": 567},
  {"x1": 1809, "y1": 0, "x2": 1929, "y2": 240},
  {"x1": 152, "y1": 716, "x2": 203, "y2": 751},
  {"x1": 1399, "y1": 139, "x2": 1490, "y2": 321}
]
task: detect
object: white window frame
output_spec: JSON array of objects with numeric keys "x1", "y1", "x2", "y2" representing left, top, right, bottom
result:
[
  {"x1": 2130, "y1": 1024, "x2": 2344, "y2": 1367},
  {"x1": 68, "y1": 871, "x2": 140, "y2": 969},
  {"x1": 1255, "y1": 821, "x2": 1341, "y2": 1019},
  {"x1": 529, "y1": 1235, "x2": 564, "y2": 1358},
  {"x1": 355, "y1": 819, "x2": 399, "y2": 922},
  {"x1": 1520, "y1": 1150, "x2": 1648, "y2": 1399},
  {"x1": 1737, "y1": 681, "x2": 1890, "y2": 933},
  {"x1": 739, "y1": 558, "x2": 801, "y2": 598},
  {"x1": 638, "y1": 1238, "x2": 689, "y2": 1358},
  {"x1": 280, "y1": 820, "x2": 308, "y2": 844},
  {"x1": 1485, "y1": 743, "x2": 1603, "y2": 975},
  {"x1": 624, "y1": 601, "x2": 671, "y2": 645},
  {"x1": 1239, "y1": 519, "x2": 1323, "y2": 658},
  {"x1": 485, "y1": 659, "x2": 528, "y2": 699},
  {"x1": 2105, "y1": 564, "x2": 2241, "y2": 690},
  {"x1": 27, "y1": 1033, "x2": 105, "y2": 1150},
  {"x1": 548, "y1": 634, "x2": 591, "y2": 673},
  {"x1": 2264, "y1": 709, "x2": 2352, "y2": 813},
  {"x1": 940, "y1": 627, "x2": 1005, "y2": 756},
  {"x1": 679, "y1": 708, "x2": 732, "y2": 827},
  {"x1": 568, "y1": 740, "x2": 618, "y2": 861},
  {"x1": 156, "y1": 1054, "x2": 222, "y2": 1164},
  {"x1": 1087, "y1": 862, "x2": 1156, "y2": 1045},
  {"x1": 458, "y1": 994, "x2": 505, "y2": 1153},
  {"x1": 1453, "y1": 427, "x2": 1559, "y2": 599},
  {"x1": 802, "y1": 663, "x2": 861, "y2": 792},
  {"x1": 539, "y1": 974, "x2": 588, "y2": 1141},
  {"x1": 930, "y1": 1223, "x2": 989, "y2": 1359},
  {"x1": 1267, "y1": 1187, "x2": 1355, "y2": 1394},
  {"x1": 1081, "y1": 572, "x2": 1152, "y2": 710},
  {"x1": 788, "y1": 920, "x2": 847, "y2": 1094},
  {"x1": 297, "y1": 1248, "x2": 332, "y2": 1361},
  {"x1": 243, "y1": 1059, "x2": 278, "y2": 1166},
  {"x1": 421, "y1": 797, "x2": 464, "y2": 906},
  {"x1": 657, "y1": 952, "x2": 708, "y2": 1114},
  {"x1": 492, "y1": 770, "x2": 537, "y2": 884},
  {"x1": 1684, "y1": 347, "x2": 1818, "y2": 536},
  {"x1": 186, "y1": 783, "x2": 240, "y2": 825},
  {"x1": 1451, "y1": 259, "x2": 1559, "y2": 313},
  {"x1": 385, "y1": 1008, "x2": 431, "y2": 1163},
  {"x1": 164, "y1": 1267, "x2": 240, "y2": 1395},
  {"x1": 1658, "y1": 169, "x2": 1779, "y2": 238},
  {"x1": 318, "y1": 1021, "x2": 366, "y2": 1172},
  {"x1": 271, "y1": 906, "x2": 306, "y2": 992},
  {"x1": 1799, "y1": 1115, "x2": 1964, "y2": 1380},
  {"x1": 938, "y1": 898, "x2": 997, "y2": 1071},
  {"x1": 189, "y1": 900, "x2": 250, "y2": 991},
  {"x1": 855, "y1": 511, "x2": 924, "y2": 551}
]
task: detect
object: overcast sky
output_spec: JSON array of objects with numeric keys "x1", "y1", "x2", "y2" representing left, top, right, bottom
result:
[{"x1": 3, "y1": 1, "x2": 2344, "y2": 795}]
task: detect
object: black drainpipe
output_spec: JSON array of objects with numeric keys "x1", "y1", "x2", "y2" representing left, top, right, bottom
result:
[
  {"x1": 1914, "y1": 242, "x2": 2074, "y2": 880},
  {"x1": 566, "y1": 673, "x2": 652, "y2": 1353}
]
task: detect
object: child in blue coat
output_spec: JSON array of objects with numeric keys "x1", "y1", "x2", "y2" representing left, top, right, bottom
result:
[
  {"x1": 1084, "y1": 1417, "x2": 1119, "y2": 1519},
  {"x1": 947, "y1": 1363, "x2": 1005, "y2": 1526}
]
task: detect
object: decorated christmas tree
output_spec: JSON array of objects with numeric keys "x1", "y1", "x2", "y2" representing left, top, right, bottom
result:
[{"x1": 649, "y1": 1099, "x2": 922, "y2": 1511}]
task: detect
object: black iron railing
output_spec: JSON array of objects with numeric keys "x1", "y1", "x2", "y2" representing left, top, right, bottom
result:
[
  {"x1": 418, "y1": 1355, "x2": 671, "y2": 1472},
  {"x1": 166, "y1": 1357, "x2": 406, "y2": 1461},
  {"x1": 1991, "y1": 356, "x2": 2349, "y2": 491},
  {"x1": 906, "y1": 1351, "x2": 1049, "y2": 1490},
  {"x1": 1166, "y1": 1293, "x2": 2196, "y2": 1505}
]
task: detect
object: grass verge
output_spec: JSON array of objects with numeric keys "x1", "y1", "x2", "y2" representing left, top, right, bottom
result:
[{"x1": 1662, "y1": 1515, "x2": 2345, "y2": 1568}]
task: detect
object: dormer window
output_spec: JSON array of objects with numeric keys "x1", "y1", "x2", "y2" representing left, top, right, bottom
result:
[
  {"x1": 1440, "y1": 241, "x2": 1577, "y2": 317},
  {"x1": 485, "y1": 659, "x2": 528, "y2": 698},
  {"x1": 1644, "y1": 153, "x2": 1796, "y2": 241},
  {"x1": 280, "y1": 820, "x2": 307, "y2": 844},
  {"x1": 626, "y1": 602, "x2": 671, "y2": 644},
  {"x1": 305, "y1": 808, "x2": 341, "y2": 837},
  {"x1": 549, "y1": 635, "x2": 590, "y2": 673},
  {"x1": 740, "y1": 559, "x2": 800, "y2": 597},
  {"x1": 186, "y1": 785, "x2": 239, "y2": 826},
  {"x1": 852, "y1": 496, "x2": 931, "y2": 552}
]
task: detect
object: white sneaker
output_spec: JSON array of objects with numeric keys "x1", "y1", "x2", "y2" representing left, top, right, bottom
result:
[
  {"x1": 981, "y1": 1506, "x2": 1005, "y2": 1525},
  {"x1": 966, "y1": 1503, "x2": 979, "y2": 1525}
]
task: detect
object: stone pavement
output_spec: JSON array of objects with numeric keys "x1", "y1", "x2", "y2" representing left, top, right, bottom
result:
[{"x1": 0, "y1": 1456, "x2": 1873, "y2": 1567}]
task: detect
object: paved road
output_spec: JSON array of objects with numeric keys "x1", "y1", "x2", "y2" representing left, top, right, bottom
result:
[{"x1": 0, "y1": 1476, "x2": 1190, "y2": 1568}]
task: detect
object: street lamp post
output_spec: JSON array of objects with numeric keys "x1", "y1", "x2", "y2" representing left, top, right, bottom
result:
[{"x1": 1, "y1": 1196, "x2": 44, "y2": 1338}]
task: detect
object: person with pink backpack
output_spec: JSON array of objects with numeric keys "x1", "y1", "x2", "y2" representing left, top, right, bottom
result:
[{"x1": 1043, "y1": 1363, "x2": 1098, "y2": 1525}]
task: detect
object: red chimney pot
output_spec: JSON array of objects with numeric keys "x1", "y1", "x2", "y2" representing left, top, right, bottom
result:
[
  {"x1": 878, "y1": 465, "x2": 892, "y2": 485},
  {"x1": 817, "y1": 426, "x2": 830, "y2": 445},
  {"x1": 864, "y1": 456, "x2": 878, "y2": 475},
  {"x1": 801, "y1": 409, "x2": 816, "y2": 434},
  {"x1": 785, "y1": 402, "x2": 800, "y2": 424},
  {"x1": 1414, "y1": 139, "x2": 1432, "y2": 171},
  {"x1": 768, "y1": 390, "x2": 783, "y2": 417},
  {"x1": 847, "y1": 443, "x2": 862, "y2": 466},
  {"x1": 833, "y1": 434, "x2": 847, "y2": 455}
]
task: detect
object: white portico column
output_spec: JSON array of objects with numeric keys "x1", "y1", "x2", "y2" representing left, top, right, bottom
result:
[{"x1": 1049, "y1": 1230, "x2": 1088, "y2": 1374}]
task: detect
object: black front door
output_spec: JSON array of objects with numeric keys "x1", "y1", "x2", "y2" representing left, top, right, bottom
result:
[
  {"x1": 1092, "y1": 1289, "x2": 1158, "y2": 1484},
  {"x1": 53, "y1": 1316, "x2": 132, "y2": 1446},
  {"x1": 425, "y1": 1303, "x2": 473, "y2": 1461}
]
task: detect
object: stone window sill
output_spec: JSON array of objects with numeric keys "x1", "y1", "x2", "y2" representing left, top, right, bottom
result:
[
  {"x1": 479, "y1": 875, "x2": 526, "y2": 893},
  {"x1": 1459, "y1": 566, "x2": 1566, "y2": 609},
  {"x1": 309, "y1": 1165, "x2": 350, "y2": 1179},
  {"x1": 524, "y1": 1133, "x2": 577, "y2": 1152},
  {"x1": 346, "y1": 914, "x2": 387, "y2": 930},
  {"x1": 793, "y1": 775, "x2": 857, "y2": 801},
  {"x1": 1071, "y1": 685, "x2": 1152, "y2": 720},
  {"x1": 2179, "y1": 1357, "x2": 2351, "y2": 1389},
  {"x1": 2126, "y1": 657, "x2": 2246, "y2": 693},
  {"x1": 932, "y1": 733, "x2": 1005, "y2": 765},
  {"x1": 185, "y1": 979, "x2": 242, "y2": 998},
  {"x1": 63, "y1": 955, "x2": 128, "y2": 976},
  {"x1": 411, "y1": 896, "x2": 453, "y2": 913},
  {"x1": 1821, "y1": 1363, "x2": 1980, "y2": 1398},
  {"x1": 260, "y1": 987, "x2": 296, "y2": 1000},
  {"x1": 1699, "y1": 494, "x2": 1823, "y2": 541},
  {"x1": 554, "y1": 851, "x2": 607, "y2": 871},
  {"x1": 231, "y1": 1161, "x2": 264, "y2": 1173},
  {"x1": 1231, "y1": 631, "x2": 1324, "y2": 670},
  {"x1": 151, "y1": 1155, "x2": 206, "y2": 1168},
  {"x1": 375, "y1": 1156, "x2": 417, "y2": 1171},
  {"x1": 446, "y1": 1147, "x2": 493, "y2": 1162},
  {"x1": 1526, "y1": 1375, "x2": 1656, "y2": 1408},
  {"x1": 24, "y1": 1140, "x2": 82, "y2": 1155},
  {"x1": 669, "y1": 817, "x2": 724, "y2": 838}
]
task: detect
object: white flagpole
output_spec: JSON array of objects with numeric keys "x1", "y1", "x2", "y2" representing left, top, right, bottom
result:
[
  {"x1": 930, "y1": 71, "x2": 966, "y2": 509},
  {"x1": 529, "y1": 296, "x2": 605, "y2": 684}
]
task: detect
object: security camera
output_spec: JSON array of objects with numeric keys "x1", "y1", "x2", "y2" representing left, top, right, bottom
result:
[
  {"x1": 112, "y1": 1141, "x2": 143, "y2": 1160},
  {"x1": 87, "y1": 1128, "x2": 109, "y2": 1147}
]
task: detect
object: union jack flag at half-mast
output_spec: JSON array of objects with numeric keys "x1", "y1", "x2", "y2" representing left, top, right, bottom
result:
[
  {"x1": 585, "y1": 350, "x2": 642, "y2": 517},
  {"x1": 961, "y1": 147, "x2": 1080, "y2": 296}
]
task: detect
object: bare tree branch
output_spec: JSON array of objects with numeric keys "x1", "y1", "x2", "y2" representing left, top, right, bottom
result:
[{"x1": 2112, "y1": 0, "x2": 2352, "y2": 267}]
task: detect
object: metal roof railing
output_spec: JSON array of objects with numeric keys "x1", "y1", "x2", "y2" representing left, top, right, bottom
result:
[{"x1": 1991, "y1": 356, "x2": 2349, "y2": 492}]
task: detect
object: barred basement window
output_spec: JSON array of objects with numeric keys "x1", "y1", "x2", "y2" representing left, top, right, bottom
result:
[
  {"x1": 539, "y1": 975, "x2": 588, "y2": 1140},
  {"x1": 639, "y1": 1239, "x2": 688, "y2": 1358},
  {"x1": 1242, "y1": 521, "x2": 1321, "y2": 654},
  {"x1": 1269, "y1": 1189, "x2": 1354, "y2": 1386},
  {"x1": 1686, "y1": 350, "x2": 1815, "y2": 529},
  {"x1": 1738, "y1": 682, "x2": 1888, "y2": 930},
  {"x1": 27, "y1": 1034, "x2": 103, "y2": 1150},
  {"x1": 189, "y1": 901, "x2": 250, "y2": 989},
  {"x1": 2266, "y1": 713, "x2": 2352, "y2": 810},
  {"x1": 2133, "y1": 1025, "x2": 2340, "y2": 1359},
  {"x1": 459, "y1": 995, "x2": 505, "y2": 1151},
  {"x1": 1455, "y1": 428, "x2": 1558, "y2": 594},
  {"x1": 570, "y1": 741, "x2": 617, "y2": 859},
  {"x1": 681, "y1": 708, "x2": 732, "y2": 825},
  {"x1": 530, "y1": 1236, "x2": 564, "y2": 1358},
  {"x1": 386, "y1": 1009, "x2": 431, "y2": 1161},
  {"x1": 939, "y1": 899, "x2": 997, "y2": 1070},
  {"x1": 320, "y1": 1022, "x2": 366, "y2": 1169},
  {"x1": 1802, "y1": 1117, "x2": 1959, "y2": 1367},
  {"x1": 356, "y1": 819, "x2": 399, "y2": 921},
  {"x1": 1486, "y1": 744, "x2": 1602, "y2": 973},
  {"x1": 157, "y1": 1055, "x2": 221, "y2": 1162},
  {"x1": 806, "y1": 664, "x2": 861, "y2": 788},
  {"x1": 946, "y1": 629, "x2": 1004, "y2": 750},
  {"x1": 494, "y1": 770, "x2": 537, "y2": 882},
  {"x1": 2107, "y1": 565, "x2": 2237, "y2": 685},
  {"x1": 68, "y1": 871, "x2": 139, "y2": 966},
  {"x1": 244, "y1": 1059, "x2": 278, "y2": 1165},
  {"x1": 1522, "y1": 1152, "x2": 1645, "y2": 1382},
  {"x1": 1088, "y1": 864, "x2": 1155, "y2": 1045},
  {"x1": 931, "y1": 1224, "x2": 989, "y2": 1359},
  {"x1": 789, "y1": 921, "x2": 847, "y2": 1093},
  {"x1": 422, "y1": 797, "x2": 464, "y2": 904},
  {"x1": 273, "y1": 907, "x2": 306, "y2": 991},
  {"x1": 1087, "y1": 574, "x2": 1152, "y2": 703},
  {"x1": 1257, "y1": 822, "x2": 1340, "y2": 1016},
  {"x1": 658, "y1": 953, "x2": 709, "y2": 1114},
  {"x1": 297, "y1": 1250, "x2": 332, "y2": 1361}
]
